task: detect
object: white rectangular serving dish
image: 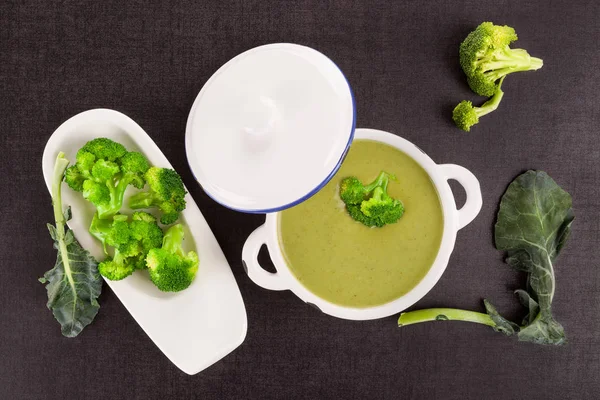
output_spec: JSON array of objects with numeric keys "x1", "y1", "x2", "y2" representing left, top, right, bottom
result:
[{"x1": 42, "y1": 108, "x2": 247, "y2": 375}]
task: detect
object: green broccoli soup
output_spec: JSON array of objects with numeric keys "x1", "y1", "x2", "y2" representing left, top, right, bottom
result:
[{"x1": 278, "y1": 139, "x2": 444, "y2": 308}]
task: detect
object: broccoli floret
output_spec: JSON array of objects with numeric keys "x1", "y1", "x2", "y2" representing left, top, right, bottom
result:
[
  {"x1": 130, "y1": 212, "x2": 164, "y2": 255},
  {"x1": 82, "y1": 180, "x2": 111, "y2": 206},
  {"x1": 89, "y1": 213, "x2": 136, "y2": 253},
  {"x1": 346, "y1": 204, "x2": 380, "y2": 227},
  {"x1": 460, "y1": 22, "x2": 543, "y2": 97},
  {"x1": 97, "y1": 222, "x2": 141, "y2": 281},
  {"x1": 453, "y1": 77, "x2": 505, "y2": 132},
  {"x1": 339, "y1": 171, "x2": 405, "y2": 228},
  {"x1": 146, "y1": 224, "x2": 199, "y2": 292},
  {"x1": 90, "y1": 211, "x2": 163, "y2": 277},
  {"x1": 91, "y1": 159, "x2": 120, "y2": 182},
  {"x1": 106, "y1": 214, "x2": 133, "y2": 247},
  {"x1": 119, "y1": 152, "x2": 149, "y2": 189},
  {"x1": 64, "y1": 138, "x2": 150, "y2": 219},
  {"x1": 80, "y1": 138, "x2": 127, "y2": 161},
  {"x1": 64, "y1": 165, "x2": 86, "y2": 191},
  {"x1": 98, "y1": 250, "x2": 137, "y2": 281},
  {"x1": 339, "y1": 171, "x2": 389, "y2": 205},
  {"x1": 129, "y1": 167, "x2": 187, "y2": 225},
  {"x1": 360, "y1": 184, "x2": 405, "y2": 226}
]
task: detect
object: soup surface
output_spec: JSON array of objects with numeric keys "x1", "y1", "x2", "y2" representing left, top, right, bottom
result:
[{"x1": 278, "y1": 139, "x2": 444, "y2": 308}]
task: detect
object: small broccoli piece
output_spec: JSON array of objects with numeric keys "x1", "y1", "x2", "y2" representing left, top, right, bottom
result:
[
  {"x1": 106, "y1": 214, "x2": 132, "y2": 247},
  {"x1": 95, "y1": 214, "x2": 141, "y2": 281},
  {"x1": 129, "y1": 167, "x2": 187, "y2": 225},
  {"x1": 64, "y1": 165, "x2": 86, "y2": 191},
  {"x1": 360, "y1": 184, "x2": 405, "y2": 227},
  {"x1": 119, "y1": 152, "x2": 150, "y2": 189},
  {"x1": 82, "y1": 180, "x2": 111, "y2": 206},
  {"x1": 89, "y1": 213, "x2": 137, "y2": 253},
  {"x1": 130, "y1": 212, "x2": 164, "y2": 256},
  {"x1": 339, "y1": 171, "x2": 405, "y2": 228},
  {"x1": 453, "y1": 77, "x2": 506, "y2": 132},
  {"x1": 460, "y1": 22, "x2": 543, "y2": 97},
  {"x1": 98, "y1": 250, "x2": 137, "y2": 281},
  {"x1": 64, "y1": 138, "x2": 150, "y2": 219},
  {"x1": 80, "y1": 138, "x2": 127, "y2": 161},
  {"x1": 146, "y1": 224, "x2": 198, "y2": 292},
  {"x1": 339, "y1": 171, "x2": 390, "y2": 205},
  {"x1": 90, "y1": 211, "x2": 163, "y2": 276},
  {"x1": 75, "y1": 150, "x2": 96, "y2": 179},
  {"x1": 91, "y1": 159, "x2": 120, "y2": 182},
  {"x1": 346, "y1": 204, "x2": 380, "y2": 227}
]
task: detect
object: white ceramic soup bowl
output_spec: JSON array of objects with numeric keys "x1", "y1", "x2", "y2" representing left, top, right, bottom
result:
[{"x1": 241, "y1": 128, "x2": 482, "y2": 320}]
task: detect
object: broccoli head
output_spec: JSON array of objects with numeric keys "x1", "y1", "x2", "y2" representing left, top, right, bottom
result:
[
  {"x1": 98, "y1": 251, "x2": 137, "y2": 281},
  {"x1": 339, "y1": 171, "x2": 390, "y2": 205},
  {"x1": 130, "y1": 211, "x2": 164, "y2": 254},
  {"x1": 64, "y1": 139, "x2": 150, "y2": 219},
  {"x1": 360, "y1": 184, "x2": 405, "y2": 227},
  {"x1": 453, "y1": 77, "x2": 506, "y2": 132},
  {"x1": 128, "y1": 167, "x2": 187, "y2": 225},
  {"x1": 460, "y1": 22, "x2": 543, "y2": 97},
  {"x1": 146, "y1": 224, "x2": 199, "y2": 292},
  {"x1": 339, "y1": 171, "x2": 405, "y2": 228},
  {"x1": 90, "y1": 211, "x2": 164, "y2": 279},
  {"x1": 80, "y1": 138, "x2": 127, "y2": 161}
]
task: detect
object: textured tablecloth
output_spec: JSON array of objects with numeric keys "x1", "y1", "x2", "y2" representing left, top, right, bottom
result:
[{"x1": 2, "y1": 1, "x2": 599, "y2": 399}]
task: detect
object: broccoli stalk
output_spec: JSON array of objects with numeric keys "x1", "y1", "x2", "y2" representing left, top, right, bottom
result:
[
  {"x1": 339, "y1": 171, "x2": 405, "y2": 228},
  {"x1": 129, "y1": 167, "x2": 187, "y2": 225},
  {"x1": 398, "y1": 300, "x2": 519, "y2": 336},
  {"x1": 398, "y1": 308, "x2": 496, "y2": 327},
  {"x1": 460, "y1": 22, "x2": 543, "y2": 97},
  {"x1": 89, "y1": 213, "x2": 113, "y2": 253},
  {"x1": 147, "y1": 224, "x2": 199, "y2": 292},
  {"x1": 453, "y1": 77, "x2": 505, "y2": 132}
]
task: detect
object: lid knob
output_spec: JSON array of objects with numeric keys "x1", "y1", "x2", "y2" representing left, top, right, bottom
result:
[{"x1": 242, "y1": 95, "x2": 280, "y2": 139}]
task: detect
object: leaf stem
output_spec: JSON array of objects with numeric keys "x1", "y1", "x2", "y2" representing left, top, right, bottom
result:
[
  {"x1": 398, "y1": 308, "x2": 496, "y2": 327},
  {"x1": 52, "y1": 152, "x2": 75, "y2": 290}
]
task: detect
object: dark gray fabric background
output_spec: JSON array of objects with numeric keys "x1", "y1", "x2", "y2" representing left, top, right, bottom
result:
[{"x1": 1, "y1": 1, "x2": 599, "y2": 399}]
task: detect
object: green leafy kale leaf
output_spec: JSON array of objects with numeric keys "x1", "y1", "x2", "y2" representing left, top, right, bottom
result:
[
  {"x1": 41, "y1": 152, "x2": 103, "y2": 337},
  {"x1": 398, "y1": 171, "x2": 573, "y2": 346},
  {"x1": 493, "y1": 170, "x2": 573, "y2": 345}
]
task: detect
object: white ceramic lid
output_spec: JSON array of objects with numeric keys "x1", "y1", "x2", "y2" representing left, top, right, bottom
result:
[{"x1": 185, "y1": 43, "x2": 355, "y2": 213}]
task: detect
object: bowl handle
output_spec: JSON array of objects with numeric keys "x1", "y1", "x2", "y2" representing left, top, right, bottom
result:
[
  {"x1": 241, "y1": 224, "x2": 288, "y2": 291},
  {"x1": 439, "y1": 164, "x2": 483, "y2": 230}
]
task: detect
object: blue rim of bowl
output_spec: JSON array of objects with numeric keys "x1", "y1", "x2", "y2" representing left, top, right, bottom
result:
[{"x1": 186, "y1": 47, "x2": 356, "y2": 214}]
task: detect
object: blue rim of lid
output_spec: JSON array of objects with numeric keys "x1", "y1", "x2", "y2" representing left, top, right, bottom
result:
[{"x1": 186, "y1": 48, "x2": 356, "y2": 214}]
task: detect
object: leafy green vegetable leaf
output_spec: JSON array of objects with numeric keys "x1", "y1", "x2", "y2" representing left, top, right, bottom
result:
[
  {"x1": 41, "y1": 152, "x2": 103, "y2": 338},
  {"x1": 398, "y1": 171, "x2": 573, "y2": 346},
  {"x1": 515, "y1": 289, "x2": 539, "y2": 326},
  {"x1": 494, "y1": 170, "x2": 573, "y2": 345},
  {"x1": 43, "y1": 229, "x2": 103, "y2": 337}
]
